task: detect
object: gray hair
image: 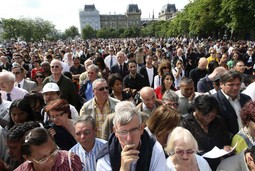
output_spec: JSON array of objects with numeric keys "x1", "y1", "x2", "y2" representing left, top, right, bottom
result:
[
  {"x1": 74, "y1": 115, "x2": 96, "y2": 129},
  {"x1": 0, "y1": 71, "x2": 15, "y2": 82},
  {"x1": 162, "y1": 90, "x2": 179, "y2": 103},
  {"x1": 92, "y1": 78, "x2": 107, "y2": 89},
  {"x1": 113, "y1": 101, "x2": 141, "y2": 126},
  {"x1": 87, "y1": 64, "x2": 99, "y2": 73}
]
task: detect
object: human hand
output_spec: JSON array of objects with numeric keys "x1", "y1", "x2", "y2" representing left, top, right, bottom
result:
[
  {"x1": 223, "y1": 145, "x2": 233, "y2": 152},
  {"x1": 188, "y1": 91, "x2": 195, "y2": 103},
  {"x1": 48, "y1": 127, "x2": 56, "y2": 138},
  {"x1": 120, "y1": 144, "x2": 140, "y2": 171}
]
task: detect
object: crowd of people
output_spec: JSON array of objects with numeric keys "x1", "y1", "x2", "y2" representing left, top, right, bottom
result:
[{"x1": 0, "y1": 37, "x2": 255, "y2": 170}]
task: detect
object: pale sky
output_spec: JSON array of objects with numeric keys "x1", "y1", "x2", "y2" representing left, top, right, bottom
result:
[{"x1": 0, "y1": 0, "x2": 189, "y2": 32}]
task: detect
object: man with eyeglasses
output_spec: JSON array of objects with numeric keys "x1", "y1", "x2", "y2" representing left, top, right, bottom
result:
[
  {"x1": 162, "y1": 90, "x2": 179, "y2": 110},
  {"x1": 70, "y1": 116, "x2": 106, "y2": 171},
  {"x1": 96, "y1": 101, "x2": 166, "y2": 171},
  {"x1": 11, "y1": 66, "x2": 36, "y2": 92},
  {"x1": 43, "y1": 59, "x2": 79, "y2": 110},
  {"x1": 80, "y1": 78, "x2": 119, "y2": 137},
  {"x1": 213, "y1": 71, "x2": 251, "y2": 135}
]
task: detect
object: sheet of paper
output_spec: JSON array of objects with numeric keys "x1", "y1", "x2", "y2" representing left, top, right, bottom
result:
[{"x1": 202, "y1": 143, "x2": 237, "y2": 159}]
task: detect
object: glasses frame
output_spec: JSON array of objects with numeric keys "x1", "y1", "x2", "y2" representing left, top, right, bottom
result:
[
  {"x1": 51, "y1": 65, "x2": 60, "y2": 69},
  {"x1": 175, "y1": 149, "x2": 195, "y2": 155},
  {"x1": 49, "y1": 111, "x2": 65, "y2": 120},
  {"x1": 96, "y1": 86, "x2": 109, "y2": 91},
  {"x1": 75, "y1": 129, "x2": 92, "y2": 136},
  {"x1": 30, "y1": 147, "x2": 59, "y2": 164},
  {"x1": 116, "y1": 126, "x2": 141, "y2": 137}
]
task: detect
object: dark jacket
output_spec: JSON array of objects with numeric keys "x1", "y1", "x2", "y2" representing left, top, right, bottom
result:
[
  {"x1": 213, "y1": 90, "x2": 251, "y2": 135},
  {"x1": 139, "y1": 66, "x2": 157, "y2": 87}
]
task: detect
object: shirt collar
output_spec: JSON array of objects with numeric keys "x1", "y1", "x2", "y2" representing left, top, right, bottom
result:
[{"x1": 221, "y1": 89, "x2": 240, "y2": 101}]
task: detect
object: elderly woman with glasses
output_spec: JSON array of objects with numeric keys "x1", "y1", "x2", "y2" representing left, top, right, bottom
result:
[
  {"x1": 44, "y1": 99, "x2": 76, "y2": 150},
  {"x1": 165, "y1": 126, "x2": 211, "y2": 171},
  {"x1": 14, "y1": 127, "x2": 82, "y2": 171}
]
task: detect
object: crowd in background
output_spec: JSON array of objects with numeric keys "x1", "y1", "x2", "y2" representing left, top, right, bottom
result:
[{"x1": 0, "y1": 37, "x2": 255, "y2": 170}]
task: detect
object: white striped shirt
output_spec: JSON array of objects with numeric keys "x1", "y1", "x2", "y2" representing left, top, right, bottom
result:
[{"x1": 69, "y1": 138, "x2": 107, "y2": 171}]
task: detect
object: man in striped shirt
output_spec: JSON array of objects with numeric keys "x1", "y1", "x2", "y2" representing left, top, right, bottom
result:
[{"x1": 69, "y1": 116, "x2": 106, "y2": 171}]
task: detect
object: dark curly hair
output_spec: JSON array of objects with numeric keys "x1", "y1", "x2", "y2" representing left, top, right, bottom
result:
[{"x1": 192, "y1": 95, "x2": 220, "y2": 115}]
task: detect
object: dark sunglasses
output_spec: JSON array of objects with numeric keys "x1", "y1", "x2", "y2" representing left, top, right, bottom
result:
[
  {"x1": 13, "y1": 72, "x2": 21, "y2": 75},
  {"x1": 35, "y1": 75, "x2": 44, "y2": 78},
  {"x1": 162, "y1": 66, "x2": 168, "y2": 70},
  {"x1": 96, "y1": 86, "x2": 109, "y2": 91},
  {"x1": 51, "y1": 65, "x2": 59, "y2": 69}
]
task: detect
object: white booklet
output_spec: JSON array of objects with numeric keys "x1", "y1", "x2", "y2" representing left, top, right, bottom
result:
[{"x1": 202, "y1": 143, "x2": 237, "y2": 159}]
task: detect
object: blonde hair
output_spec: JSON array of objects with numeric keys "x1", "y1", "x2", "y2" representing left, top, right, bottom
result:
[{"x1": 165, "y1": 126, "x2": 198, "y2": 155}]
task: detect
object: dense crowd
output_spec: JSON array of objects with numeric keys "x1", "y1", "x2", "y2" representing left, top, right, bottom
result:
[{"x1": 0, "y1": 37, "x2": 255, "y2": 171}]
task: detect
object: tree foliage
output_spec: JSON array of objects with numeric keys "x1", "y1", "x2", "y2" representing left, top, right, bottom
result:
[
  {"x1": 81, "y1": 25, "x2": 96, "y2": 39},
  {"x1": 1, "y1": 17, "x2": 56, "y2": 42},
  {"x1": 64, "y1": 26, "x2": 80, "y2": 39}
]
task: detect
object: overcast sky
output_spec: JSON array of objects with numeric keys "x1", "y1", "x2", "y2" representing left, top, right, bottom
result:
[{"x1": 0, "y1": 0, "x2": 189, "y2": 32}]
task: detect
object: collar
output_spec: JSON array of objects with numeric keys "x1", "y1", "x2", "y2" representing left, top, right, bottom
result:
[{"x1": 221, "y1": 90, "x2": 240, "y2": 101}]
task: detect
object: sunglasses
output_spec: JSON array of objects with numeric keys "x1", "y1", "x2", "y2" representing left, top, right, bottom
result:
[
  {"x1": 162, "y1": 66, "x2": 168, "y2": 70},
  {"x1": 96, "y1": 86, "x2": 109, "y2": 91},
  {"x1": 13, "y1": 72, "x2": 21, "y2": 75},
  {"x1": 35, "y1": 75, "x2": 44, "y2": 78},
  {"x1": 51, "y1": 65, "x2": 59, "y2": 69}
]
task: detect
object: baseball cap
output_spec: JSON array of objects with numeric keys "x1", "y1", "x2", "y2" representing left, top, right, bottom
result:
[{"x1": 42, "y1": 83, "x2": 60, "y2": 93}]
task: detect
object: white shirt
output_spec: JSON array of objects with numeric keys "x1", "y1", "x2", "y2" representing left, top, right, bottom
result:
[
  {"x1": 14, "y1": 79, "x2": 24, "y2": 88},
  {"x1": 166, "y1": 154, "x2": 212, "y2": 171},
  {"x1": 96, "y1": 140, "x2": 166, "y2": 171},
  {"x1": 146, "y1": 67, "x2": 154, "y2": 87},
  {"x1": 0, "y1": 87, "x2": 28, "y2": 102},
  {"x1": 0, "y1": 100, "x2": 11, "y2": 121},
  {"x1": 104, "y1": 55, "x2": 117, "y2": 69},
  {"x1": 242, "y1": 82, "x2": 255, "y2": 101},
  {"x1": 221, "y1": 90, "x2": 242, "y2": 130},
  {"x1": 154, "y1": 75, "x2": 161, "y2": 89}
]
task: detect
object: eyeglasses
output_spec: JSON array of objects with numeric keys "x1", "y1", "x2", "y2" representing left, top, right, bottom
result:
[
  {"x1": 49, "y1": 111, "x2": 65, "y2": 120},
  {"x1": 162, "y1": 67, "x2": 168, "y2": 70},
  {"x1": 116, "y1": 126, "x2": 140, "y2": 137},
  {"x1": 30, "y1": 147, "x2": 59, "y2": 164},
  {"x1": 13, "y1": 72, "x2": 21, "y2": 75},
  {"x1": 75, "y1": 130, "x2": 92, "y2": 136},
  {"x1": 163, "y1": 102, "x2": 179, "y2": 108},
  {"x1": 14, "y1": 57, "x2": 21, "y2": 60},
  {"x1": 96, "y1": 86, "x2": 109, "y2": 91},
  {"x1": 35, "y1": 75, "x2": 44, "y2": 78},
  {"x1": 33, "y1": 61, "x2": 40, "y2": 63},
  {"x1": 51, "y1": 65, "x2": 59, "y2": 69},
  {"x1": 175, "y1": 149, "x2": 195, "y2": 155}
]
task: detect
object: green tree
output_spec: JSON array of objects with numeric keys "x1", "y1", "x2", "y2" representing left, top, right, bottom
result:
[
  {"x1": 81, "y1": 25, "x2": 96, "y2": 39},
  {"x1": 64, "y1": 26, "x2": 80, "y2": 39},
  {"x1": 220, "y1": 0, "x2": 255, "y2": 39}
]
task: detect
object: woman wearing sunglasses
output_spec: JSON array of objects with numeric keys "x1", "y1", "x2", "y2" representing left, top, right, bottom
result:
[
  {"x1": 14, "y1": 127, "x2": 82, "y2": 171},
  {"x1": 32, "y1": 71, "x2": 45, "y2": 93},
  {"x1": 165, "y1": 127, "x2": 211, "y2": 171}
]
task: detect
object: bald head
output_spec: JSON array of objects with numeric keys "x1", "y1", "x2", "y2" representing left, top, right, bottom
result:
[
  {"x1": 209, "y1": 66, "x2": 227, "y2": 81},
  {"x1": 140, "y1": 87, "x2": 156, "y2": 110},
  {"x1": 198, "y1": 57, "x2": 208, "y2": 70}
]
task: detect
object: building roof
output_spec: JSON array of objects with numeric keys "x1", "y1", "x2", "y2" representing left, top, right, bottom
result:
[
  {"x1": 84, "y1": 4, "x2": 96, "y2": 11},
  {"x1": 161, "y1": 4, "x2": 177, "y2": 13},
  {"x1": 126, "y1": 4, "x2": 141, "y2": 13}
]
